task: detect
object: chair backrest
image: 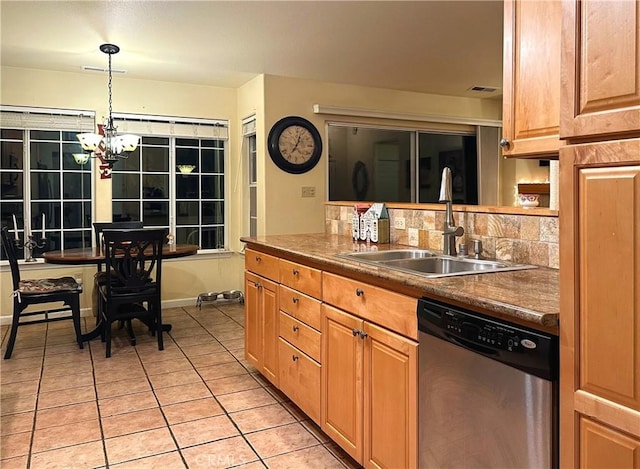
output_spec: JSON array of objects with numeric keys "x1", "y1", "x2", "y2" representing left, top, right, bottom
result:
[
  {"x1": 0, "y1": 227, "x2": 21, "y2": 289},
  {"x1": 102, "y1": 228, "x2": 167, "y2": 294},
  {"x1": 93, "y1": 221, "x2": 143, "y2": 248}
]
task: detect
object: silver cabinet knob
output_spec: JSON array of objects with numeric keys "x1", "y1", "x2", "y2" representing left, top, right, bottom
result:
[
  {"x1": 499, "y1": 138, "x2": 510, "y2": 149},
  {"x1": 292, "y1": 325, "x2": 299, "y2": 332},
  {"x1": 352, "y1": 328, "x2": 359, "y2": 336},
  {"x1": 355, "y1": 288, "x2": 364, "y2": 297},
  {"x1": 359, "y1": 330, "x2": 368, "y2": 339},
  {"x1": 255, "y1": 256, "x2": 261, "y2": 262},
  {"x1": 292, "y1": 269, "x2": 299, "y2": 276},
  {"x1": 292, "y1": 297, "x2": 299, "y2": 304}
]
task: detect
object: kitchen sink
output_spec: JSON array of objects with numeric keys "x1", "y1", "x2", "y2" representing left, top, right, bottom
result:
[
  {"x1": 337, "y1": 249, "x2": 536, "y2": 278},
  {"x1": 337, "y1": 249, "x2": 437, "y2": 262}
]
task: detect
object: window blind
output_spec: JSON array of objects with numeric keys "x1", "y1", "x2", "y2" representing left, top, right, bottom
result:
[
  {"x1": 242, "y1": 115, "x2": 256, "y2": 136},
  {"x1": 0, "y1": 106, "x2": 95, "y2": 132},
  {"x1": 112, "y1": 113, "x2": 229, "y2": 139}
]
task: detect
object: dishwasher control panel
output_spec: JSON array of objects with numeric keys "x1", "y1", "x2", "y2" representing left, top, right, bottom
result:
[
  {"x1": 417, "y1": 297, "x2": 558, "y2": 380},
  {"x1": 442, "y1": 310, "x2": 528, "y2": 352}
]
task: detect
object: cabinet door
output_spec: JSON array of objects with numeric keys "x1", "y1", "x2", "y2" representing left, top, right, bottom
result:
[
  {"x1": 501, "y1": 0, "x2": 563, "y2": 157},
  {"x1": 580, "y1": 417, "x2": 640, "y2": 469},
  {"x1": 560, "y1": 140, "x2": 640, "y2": 469},
  {"x1": 278, "y1": 338, "x2": 321, "y2": 423},
  {"x1": 261, "y1": 277, "x2": 279, "y2": 385},
  {"x1": 561, "y1": 0, "x2": 640, "y2": 139},
  {"x1": 244, "y1": 271, "x2": 279, "y2": 385},
  {"x1": 577, "y1": 165, "x2": 640, "y2": 411},
  {"x1": 244, "y1": 271, "x2": 262, "y2": 368},
  {"x1": 322, "y1": 304, "x2": 364, "y2": 464},
  {"x1": 364, "y1": 322, "x2": 418, "y2": 469}
]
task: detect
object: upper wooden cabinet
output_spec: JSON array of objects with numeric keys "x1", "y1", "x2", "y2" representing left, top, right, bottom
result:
[
  {"x1": 560, "y1": 0, "x2": 640, "y2": 140},
  {"x1": 501, "y1": 0, "x2": 564, "y2": 158}
]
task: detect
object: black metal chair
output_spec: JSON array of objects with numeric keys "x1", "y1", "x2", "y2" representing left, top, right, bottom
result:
[
  {"x1": 93, "y1": 221, "x2": 144, "y2": 273},
  {"x1": 0, "y1": 227, "x2": 83, "y2": 359},
  {"x1": 97, "y1": 228, "x2": 166, "y2": 358},
  {"x1": 92, "y1": 221, "x2": 143, "y2": 326}
]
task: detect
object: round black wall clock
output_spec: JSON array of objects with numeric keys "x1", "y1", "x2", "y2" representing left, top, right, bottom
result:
[{"x1": 267, "y1": 116, "x2": 322, "y2": 174}]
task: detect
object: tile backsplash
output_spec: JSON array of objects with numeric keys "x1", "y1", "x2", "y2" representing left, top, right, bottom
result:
[{"x1": 325, "y1": 204, "x2": 558, "y2": 269}]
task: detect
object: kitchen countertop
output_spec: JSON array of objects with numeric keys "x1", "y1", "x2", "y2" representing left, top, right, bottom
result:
[{"x1": 241, "y1": 233, "x2": 559, "y2": 331}]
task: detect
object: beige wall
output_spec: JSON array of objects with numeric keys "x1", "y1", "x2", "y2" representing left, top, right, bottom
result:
[
  {"x1": 237, "y1": 75, "x2": 266, "y2": 238},
  {"x1": 0, "y1": 66, "x2": 244, "y2": 319},
  {"x1": 261, "y1": 75, "x2": 502, "y2": 235},
  {"x1": 1, "y1": 67, "x2": 503, "y2": 318}
]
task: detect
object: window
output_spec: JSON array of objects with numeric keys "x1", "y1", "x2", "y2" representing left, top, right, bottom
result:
[
  {"x1": 0, "y1": 108, "x2": 94, "y2": 260},
  {"x1": 111, "y1": 114, "x2": 229, "y2": 251},
  {"x1": 328, "y1": 123, "x2": 493, "y2": 204},
  {"x1": 242, "y1": 116, "x2": 257, "y2": 237}
]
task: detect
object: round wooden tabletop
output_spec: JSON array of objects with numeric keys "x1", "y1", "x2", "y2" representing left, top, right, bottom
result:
[{"x1": 43, "y1": 244, "x2": 199, "y2": 265}]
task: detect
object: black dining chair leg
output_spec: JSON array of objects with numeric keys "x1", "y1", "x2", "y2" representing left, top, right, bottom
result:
[
  {"x1": 70, "y1": 295, "x2": 83, "y2": 349},
  {"x1": 105, "y1": 319, "x2": 112, "y2": 358},
  {"x1": 4, "y1": 299, "x2": 24, "y2": 359},
  {"x1": 125, "y1": 318, "x2": 136, "y2": 346},
  {"x1": 156, "y1": 302, "x2": 164, "y2": 351}
]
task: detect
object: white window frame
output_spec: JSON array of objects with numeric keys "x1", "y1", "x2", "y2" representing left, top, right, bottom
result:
[
  {"x1": 111, "y1": 113, "x2": 230, "y2": 253},
  {"x1": 0, "y1": 106, "x2": 95, "y2": 260},
  {"x1": 242, "y1": 115, "x2": 257, "y2": 237}
]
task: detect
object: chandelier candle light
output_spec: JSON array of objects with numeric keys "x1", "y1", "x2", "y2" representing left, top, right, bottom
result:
[{"x1": 75, "y1": 44, "x2": 140, "y2": 168}]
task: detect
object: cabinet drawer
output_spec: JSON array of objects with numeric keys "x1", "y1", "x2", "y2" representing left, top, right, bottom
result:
[
  {"x1": 322, "y1": 272, "x2": 418, "y2": 340},
  {"x1": 278, "y1": 338, "x2": 321, "y2": 423},
  {"x1": 279, "y1": 285, "x2": 322, "y2": 331},
  {"x1": 245, "y1": 249, "x2": 279, "y2": 281},
  {"x1": 279, "y1": 311, "x2": 321, "y2": 362},
  {"x1": 279, "y1": 259, "x2": 322, "y2": 299}
]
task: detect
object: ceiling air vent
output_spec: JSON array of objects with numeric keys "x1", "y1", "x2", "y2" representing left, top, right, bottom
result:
[
  {"x1": 468, "y1": 85, "x2": 498, "y2": 93},
  {"x1": 82, "y1": 66, "x2": 126, "y2": 74}
]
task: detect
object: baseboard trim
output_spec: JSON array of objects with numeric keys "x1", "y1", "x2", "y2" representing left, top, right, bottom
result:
[{"x1": 0, "y1": 298, "x2": 200, "y2": 326}]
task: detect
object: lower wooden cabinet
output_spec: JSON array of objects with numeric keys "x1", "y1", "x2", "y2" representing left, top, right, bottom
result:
[
  {"x1": 322, "y1": 304, "x2": 418, "y2": 468},
  {"x1": 244, "y1": 271, "x2": 279, "y2": 385},
  {"x1": 278, "y1": 337, "x2": 321, "y2": 422},
  {"x1": 245, "y1": 250, "x2": 418, "y2": 468},
  {"x1": 579, "y1": 417, "x2": 640, "y2": 468},
  {"x1": 364, "y1": 321, "x2": 417, "y2": 469}
]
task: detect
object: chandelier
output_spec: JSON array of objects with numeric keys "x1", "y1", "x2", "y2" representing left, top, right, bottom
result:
[{"x1": 75, "y1": 44, "x2": 140, "y2": 168}]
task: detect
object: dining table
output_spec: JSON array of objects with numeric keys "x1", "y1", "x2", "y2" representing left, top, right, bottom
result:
[
  {"x1": 42, "y1": 244, "x2": 199, "y2": 265},
  {"x1": 43, "y1": 243, "x2": 199, "y2": 342}
]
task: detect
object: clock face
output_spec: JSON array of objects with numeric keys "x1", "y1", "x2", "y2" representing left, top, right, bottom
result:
[
  {"x1": 278, "y1": 125, "x2": 316, "y2": 164},
  {"x1": 268, "y1": 116, "x2": 322, "y2": 174}
]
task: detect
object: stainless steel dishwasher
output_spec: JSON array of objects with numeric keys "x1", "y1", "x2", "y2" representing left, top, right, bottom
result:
[{"x1": 417, "y1": 298, "x2": 558, "y2": 469}]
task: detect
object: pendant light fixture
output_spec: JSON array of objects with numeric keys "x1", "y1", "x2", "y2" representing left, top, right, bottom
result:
[{"x1": 75, "y1": 44, "x2": 140, "y2": 167}]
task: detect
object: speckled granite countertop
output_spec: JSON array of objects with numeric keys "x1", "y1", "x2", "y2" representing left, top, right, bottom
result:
[{"x1": 241, "y1": 233, "x2": 559, "y2": 332}]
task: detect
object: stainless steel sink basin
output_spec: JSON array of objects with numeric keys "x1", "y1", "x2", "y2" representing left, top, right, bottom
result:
[
  {"x1": 337, "y1": 249, "x2": 536, "y2": 278},
  {"x1": 338, "y1": 249, "x2": 437, "y2": 262}
]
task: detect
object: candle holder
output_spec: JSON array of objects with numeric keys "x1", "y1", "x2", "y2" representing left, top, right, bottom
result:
[{"x1": 14, "y1": 235, "x2": 48, "y2": 262}]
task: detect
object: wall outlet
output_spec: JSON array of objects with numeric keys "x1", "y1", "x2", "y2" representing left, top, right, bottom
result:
[
  {"x1": 301, "y1": 186, "x2": 316, "y2": 197},
  {"x1": 393, "y1": 217, "x2": 406, "y2": 229},
  {"x1": 408, "y1": 228, "x2": 419, "y2": 246}
]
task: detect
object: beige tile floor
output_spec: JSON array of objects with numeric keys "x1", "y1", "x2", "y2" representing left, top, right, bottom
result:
[{"x1": 0, "y1": 303, "x2": 361, "y2": 468}]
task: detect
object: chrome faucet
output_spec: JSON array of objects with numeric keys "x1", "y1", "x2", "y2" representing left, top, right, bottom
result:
[{"x1": 439, "y1": 167, "x2": 464, "y2": 256}]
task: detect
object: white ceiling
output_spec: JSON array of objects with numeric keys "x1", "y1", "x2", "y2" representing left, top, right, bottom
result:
[{"x1": 0, "y1": 0, "x2": 504, "y2": 99}]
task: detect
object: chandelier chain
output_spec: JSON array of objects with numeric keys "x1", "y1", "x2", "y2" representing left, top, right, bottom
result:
[{"x1": 107, "y1": 52, "x2": 113, "y2": 126}]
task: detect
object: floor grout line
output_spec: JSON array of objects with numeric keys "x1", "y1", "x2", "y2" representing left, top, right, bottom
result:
[{"x1": 1, "y1": 304, "x2": 359, "y2": 468}]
